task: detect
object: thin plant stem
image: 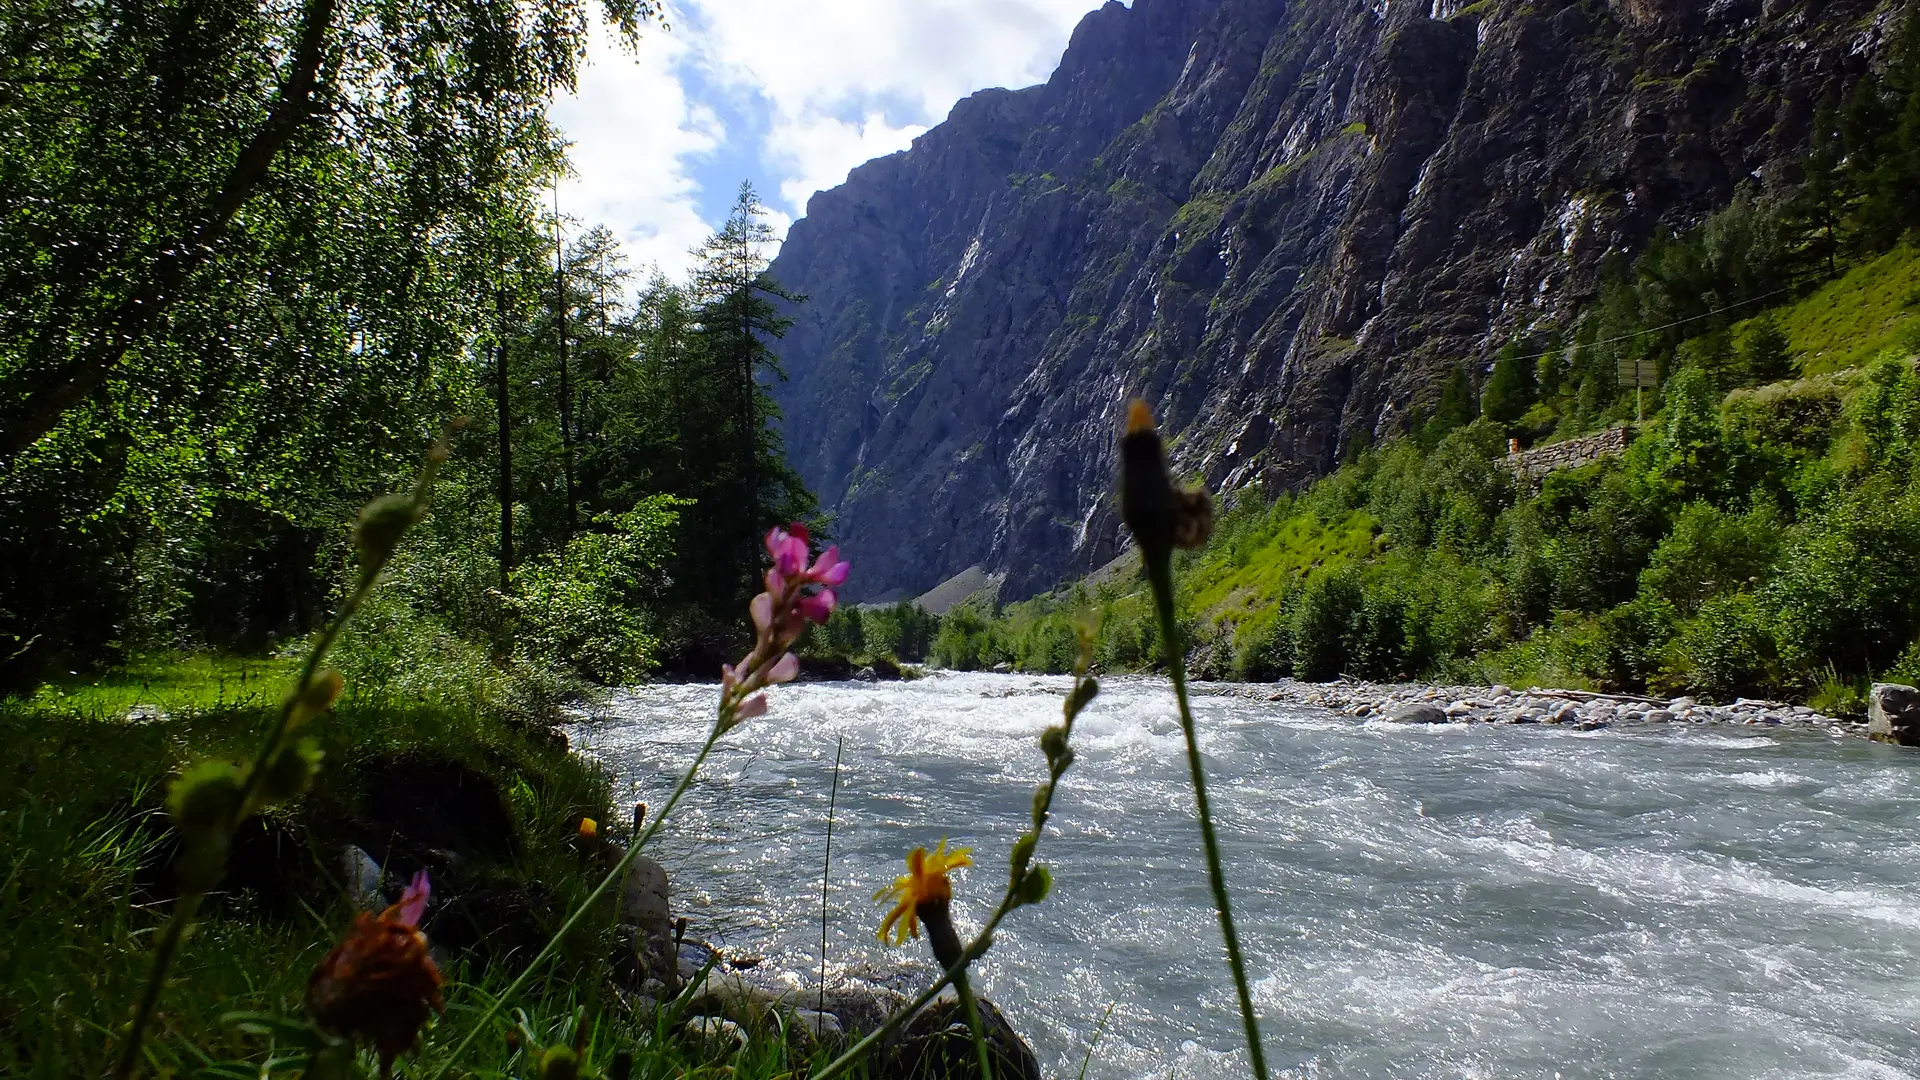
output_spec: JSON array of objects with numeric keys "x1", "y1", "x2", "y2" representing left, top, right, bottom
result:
[
  {"x1": 1145, "y1": 551, "x2": 1270, "y2": 1080},
  {"x1": 819, "y1": 733, "x2": 843, "y2": 1018},
  {"x1": 1075, "y1": 1000, "x2": 1118, "y2": 1080},
  {"x1": 419, "y1": 728, "x2": 722, "y2": 1080},
  {"x1": 952, "y1": 966, "x2": 995, "y2": 1080},
  {"x1": 113, "y1": 452, "x2": 442, "y2": 1080},
  {"x1": 113, "y1": 891, "x2": 204, "y2": 1078},
  {"x1": 815, "y1": 660, "x2": 1097, "y2": 1080}
]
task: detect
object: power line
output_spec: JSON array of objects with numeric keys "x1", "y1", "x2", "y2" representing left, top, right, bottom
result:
[{"x1": 1487, "y1": 284, "x2": 1799, "y2": 368}]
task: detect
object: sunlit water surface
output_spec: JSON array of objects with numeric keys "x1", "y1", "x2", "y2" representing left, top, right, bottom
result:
[{"x1": 570, "y1": 673, "x2": 1920, "y2": 1079}]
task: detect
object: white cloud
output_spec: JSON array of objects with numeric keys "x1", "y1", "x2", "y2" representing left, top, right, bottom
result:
[
  {"x1": 685, "y1": 0, "x2": 1107, "y2": 213},
  {"x1": 550, "y1": 1, "x2": 1110, "y2": 277},
  {"x1": 550, "y1": 24, "x2": 720, "y2": 281},
  {"x1": 767, "y1": 112, "x2": 930, "y2": 211}
]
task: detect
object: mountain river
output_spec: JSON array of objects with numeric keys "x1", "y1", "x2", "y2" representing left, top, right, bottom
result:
[{"x1": 570, "y1": 672, "x2": 1920, "y2": 1079}]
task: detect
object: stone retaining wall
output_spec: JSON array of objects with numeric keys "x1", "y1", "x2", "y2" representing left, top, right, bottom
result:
[{"x1": 1504, "y1": 426, "x2": 1634, "y2": 482}]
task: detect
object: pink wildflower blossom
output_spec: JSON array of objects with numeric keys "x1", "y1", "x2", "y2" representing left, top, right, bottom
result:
[{"x1": 718, "y1": 523, "x2": 851, "y2": 729}]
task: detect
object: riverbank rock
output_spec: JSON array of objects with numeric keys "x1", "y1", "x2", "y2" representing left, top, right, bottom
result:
[
  {"x1": 1869, "y1": 683, "x2": 1920, "y2": 746},
  {"x1": 882, "y1": 994, "x2": 1041, "y2": 1080},
  {"x1": 1387, "y1": 703, "x2": 1448, "y2": 724},
  {"x1": 620, "y1": 854, "x2": 678, "y2": 994}
]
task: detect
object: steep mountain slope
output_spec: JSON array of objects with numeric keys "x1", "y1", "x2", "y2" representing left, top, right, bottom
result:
[{"x1": 769, "y1": 0, "x2": 1891, "y2": 602}]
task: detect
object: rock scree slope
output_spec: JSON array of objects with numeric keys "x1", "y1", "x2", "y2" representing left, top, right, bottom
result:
[{"x1": 767, "y1": 0, "x2": 1888, "y2": 602}]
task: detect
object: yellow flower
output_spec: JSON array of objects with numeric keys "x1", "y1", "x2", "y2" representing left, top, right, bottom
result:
[
  {"x1": 874, "y1": 839, "x2": 972, "y2": 945},
  {"x1": 577, "y1": 817, "x2": 598, "y2": 841}
]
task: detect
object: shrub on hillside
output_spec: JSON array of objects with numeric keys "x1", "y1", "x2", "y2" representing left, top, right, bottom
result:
[
  {"x1": 1637, "y1": 502, "x2": 1782, "y2": 616},
  {"x1": 1658, "y1": 592, "x2": 1778, "y2": 700},
  {"x1": 1292, "y1": 567, "x2": 1366, "y2": 681},
  {"x1": 1763, "y1": 484, "x2": 1920, "y2": 677},
  {"x1": 1231, "y1": 608, "x2": 1296, "y2": 681}
]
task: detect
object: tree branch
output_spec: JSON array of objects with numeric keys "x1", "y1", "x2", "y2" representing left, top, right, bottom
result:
[{"x1": 0, "y1": 0, "x2": 338, "y2": 464}]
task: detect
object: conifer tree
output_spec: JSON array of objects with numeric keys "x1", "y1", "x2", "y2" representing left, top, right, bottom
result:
[{"x1": 1481, "y1": 343, "x2": 1538, "y2": 428}]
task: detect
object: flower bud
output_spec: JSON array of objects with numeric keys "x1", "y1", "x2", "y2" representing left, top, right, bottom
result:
[
  {"x1": 256, "y1": 737, "x2": 323, "y2": 805},
  {"x1": 1008, "y1": 832, "x2": 1037, "y2": 883},
  {"x1": 1030, "y1": 782, "x2": 1051, "y2": 826},
  {"x1": 168, "y1": 760, "x2": 244, "y2": 837},
  {"x1": 538, "y1": 1045, "x2": 581, "y2": 1080},
  {"x1": 1016, "y1": 864, "x2": 1053, "y2": 907},
  {"x1": 290, "y1": 669, "x2": 344, "y2": 728},
  {"x1": 1065, "y1": 677, "x2": 1099, "y2": 720},
  {"x1": 1119, "y1": 400, "x2": 1214, "y2": 562},
  {"x1": 577, "y1": 817, "x2": 598, "y2": 841},
  {"x1": 1040, "y1": 725, "x2": 1070, "y2": 765},
  {"x1": 353, "y1": 494, "x2": 423, "y2": 569}
]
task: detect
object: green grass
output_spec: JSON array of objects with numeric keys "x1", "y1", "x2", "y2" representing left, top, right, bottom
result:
[
  {"x1": 0, "y1": 657, "x2": 841, "y2": 1079},
  {"x1": 1180, "y1": 510, "x2": 1379, "y2": 619},
  {"x1": 19, "y1": 652, "x2": 298, "y2": 717},
  {"x1": 1756, "y1": 244, "x2": 1920, "y2": 374}
]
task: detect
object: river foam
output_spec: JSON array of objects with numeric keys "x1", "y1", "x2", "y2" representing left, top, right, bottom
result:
[{"x1": 572, "y1": 673, "x2": 1920, "y2": 1079}]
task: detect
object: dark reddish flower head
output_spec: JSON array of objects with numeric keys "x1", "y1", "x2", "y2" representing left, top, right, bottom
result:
[{"x1": 307, "y1": 872, "x2": 443, "y2": 1077}]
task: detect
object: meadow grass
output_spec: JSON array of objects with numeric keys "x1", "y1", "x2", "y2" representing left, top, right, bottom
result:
[
  {"x1": 1758, "y1": 243, "x2": 1920, "y2": 375},
  {"x1": 0, "y1": 655, "x2": 840, "y2": 1079}
]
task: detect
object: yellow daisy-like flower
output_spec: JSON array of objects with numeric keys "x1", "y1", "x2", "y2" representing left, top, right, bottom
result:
[{"x1": 873, "y1": 839, "x2": 972, "y2": 945}]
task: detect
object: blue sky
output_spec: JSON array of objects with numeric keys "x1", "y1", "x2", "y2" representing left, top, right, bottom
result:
[{"x1": 549, "y1": 0, "x2": 1116, "y2": 281}]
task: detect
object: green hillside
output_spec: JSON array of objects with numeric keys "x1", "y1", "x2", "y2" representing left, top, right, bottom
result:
[{"x1": 934, "y1": 136, "x2": 1920, "y2": 712}]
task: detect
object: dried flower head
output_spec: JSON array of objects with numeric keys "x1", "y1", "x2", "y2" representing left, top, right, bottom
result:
[
  {"x1": 307, "y1": 871, "x2": 443, "y2": 1077},
  {"x1": 1119, "y1": 400, "x2": 1213, "y2": 560}
]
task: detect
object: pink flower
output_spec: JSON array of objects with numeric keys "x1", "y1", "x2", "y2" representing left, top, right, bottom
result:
[
  {"x1": 396, "y1": 870, "x2": 430, "y2": 928},
  {"x1": 719, "y1": 524, "x2": 853, "y2": 727},
  {"x1": 766, "y1": 524, "x2": 811, "y2": 579},
  {"x1": 797, "y1": 588, "x2": 836, "y2": 625},
  {"x1": 768, "y1": 653, "x2": 801, "y2": 684},
  {"x1": 808, "y1": 546, "x2": 850, "y2": 587}
]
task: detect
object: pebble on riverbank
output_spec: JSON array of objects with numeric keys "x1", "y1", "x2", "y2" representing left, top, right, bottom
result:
[{"x1": 1225, "y1": 679, "x2": 1864, "y2": 734}]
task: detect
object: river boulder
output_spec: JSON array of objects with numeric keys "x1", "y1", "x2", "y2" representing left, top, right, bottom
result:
[
  {"x1": 882, "y1": 993, "x2": 1041, "y2": 1080},
  {"x1": 1387, "y1": 703, "x2": 1449, "y2": 724},
  {"x1": 1869, "y1": 683, "x2": 1920, "y2": 746},
  {"x1": 620, "y1": 854, "x2": 678, "y2": 993}
]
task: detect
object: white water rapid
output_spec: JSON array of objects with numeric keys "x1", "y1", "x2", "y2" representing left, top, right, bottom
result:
[{"x1": 571, "y1": 673, "x2": 1920, "y2": 1079}]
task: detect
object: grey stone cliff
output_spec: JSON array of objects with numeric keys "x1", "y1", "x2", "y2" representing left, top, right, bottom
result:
[{"x1": 768, "y1": 0, "x2": 1889, "y2": 601}]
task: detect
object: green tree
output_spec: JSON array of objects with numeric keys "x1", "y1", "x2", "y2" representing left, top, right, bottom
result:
[
  {"x1": 0, "y1": 0, "x2": 661, "y2": 461},
  {"x1": 1481, "y1": 342, "x2": 1538, "y2": 427},
  {"x1": 1740, "y1": 314, "x2": 1796, "y2": 382},
  {"x1": 1422, "y1": 365, "x2": 1479, "y2": 445}
]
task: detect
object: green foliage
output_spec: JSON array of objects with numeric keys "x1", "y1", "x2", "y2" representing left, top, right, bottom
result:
[
  {"x1": 1423, "y1": 365, "x2": 1480, "y2": 445},
  {"x1": 861, "y1": 601, "x2": 939, "y2": 663},
  {"x1": 1740, "y1": 314, "x2": 1796, "y2": 381},
  {"x1": 1481, "y1": 341, "x2": 1538, "y2": 427},
  {"x1": 1764, "y1": 484, "x2": 1920, "y2": 677},
  {"x1": 509, "y1": 499, "x2": 685, "y2": 684},
  {"x1": 1659, "y1": 593, "x2": 1775, "y2": 701},
  {"x1": 1638, "y1": 502, "x2": 1781, "y2": 615},
  {"x1": 931, "y1": 605, "x2": 997, "y2": 671}
]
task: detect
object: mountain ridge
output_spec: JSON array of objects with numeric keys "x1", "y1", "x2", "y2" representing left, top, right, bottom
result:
[{"x1": 769, "y1": 0, "x2": 1890, "y2": 602}]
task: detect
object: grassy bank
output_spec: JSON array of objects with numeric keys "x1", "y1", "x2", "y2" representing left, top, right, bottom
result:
[{"x1": 0, "y1": 655, "x2": 821, "y2": 1078}]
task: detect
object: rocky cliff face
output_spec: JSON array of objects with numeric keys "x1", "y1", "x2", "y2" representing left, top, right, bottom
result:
[{"x1": 768, "y1": 0, "x2": 1891, "y2": 602}]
